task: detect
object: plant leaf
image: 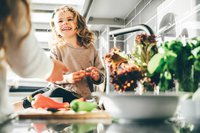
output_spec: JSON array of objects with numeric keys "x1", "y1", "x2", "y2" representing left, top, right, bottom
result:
[
  {"x1": 164, "y1": 71, "x2": 172, "y2": 80},
  {"x1": 147, "y1": 53, "x2": 164, "y2": 74},
  {"x1": 194, "y1": 60, "x2": 200, "y2": 71}
]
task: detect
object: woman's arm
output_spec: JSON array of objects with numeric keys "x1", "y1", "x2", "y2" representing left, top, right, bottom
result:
[
  {"x1": 5, "y1": 31, "x2": 67, "y2": 81},
  {"x1": 4, "y1": 0, "x2": 67, "y2": 81}
]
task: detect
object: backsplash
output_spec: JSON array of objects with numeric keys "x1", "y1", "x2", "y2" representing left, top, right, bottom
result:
[
  {"x1": 125, "y1": 0, "x2": 200, "y2": 52},
  {"x1": 97, "y1": 0, "x2": 200, "y2": 54}
]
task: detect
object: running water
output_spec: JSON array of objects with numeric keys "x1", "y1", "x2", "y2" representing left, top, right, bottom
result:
[{"x1": 113, "y1": 36, "x2": 116, "y2": 48}]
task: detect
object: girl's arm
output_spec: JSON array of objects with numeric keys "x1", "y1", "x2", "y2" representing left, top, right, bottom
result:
[{"x1": 90, "y1": 48, "x2": 105, "y2": 85}]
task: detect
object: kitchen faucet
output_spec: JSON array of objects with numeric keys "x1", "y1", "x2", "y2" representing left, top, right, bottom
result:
[{"x1": 109, "y1": 24, "x2": 154, "y2": 37}]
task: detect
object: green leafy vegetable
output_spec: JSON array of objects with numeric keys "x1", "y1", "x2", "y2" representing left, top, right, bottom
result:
[{"x1": 148, "y1": 38, "x2": 200, "y2": 92}]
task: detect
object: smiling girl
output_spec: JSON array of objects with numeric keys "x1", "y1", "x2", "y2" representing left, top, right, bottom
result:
[{"x1": 49, "y1": 5, "x2": 105, "y2": 100}]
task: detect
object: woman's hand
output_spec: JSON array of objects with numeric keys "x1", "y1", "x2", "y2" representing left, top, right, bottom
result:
[
  {"x1": 47, "y1": 59, "x2": 68, "y2": 82},
  {"x1": 85, "y1": 67, "x2": 100, "y2": 81}
]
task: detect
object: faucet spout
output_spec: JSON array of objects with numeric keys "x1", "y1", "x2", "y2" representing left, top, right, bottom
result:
[{"x1": 109, "y1": 24, "x2": 154, "y2": 37}]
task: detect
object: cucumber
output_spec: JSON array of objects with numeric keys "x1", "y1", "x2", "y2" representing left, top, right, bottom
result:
[{"x1": 70, "y1": 100, "x2": 97, "y2": 112}]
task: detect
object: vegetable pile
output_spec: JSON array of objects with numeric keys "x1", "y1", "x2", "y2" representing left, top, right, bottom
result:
[
  {"x1": 105, "y1": 34, "x2": 200, "y2": 93},
  {"x1": 104, "y1": 34, "x2": 158, "y2": 92},
  {"x1": 29, "y1": 94, "x2": 97, "y2": 112}
]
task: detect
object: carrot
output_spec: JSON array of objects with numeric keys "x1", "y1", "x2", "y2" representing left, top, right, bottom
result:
[{"x1": 31, "y1": 94, "x2": 69, "y2": 109}]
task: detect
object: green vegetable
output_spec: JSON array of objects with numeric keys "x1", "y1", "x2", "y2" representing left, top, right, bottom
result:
[
  {"x1": 148, "y1": 38, "x2": 200, "y2": 92},
  {"x1": 70, "y1": 100, "x2": 97, "y2": 112}
]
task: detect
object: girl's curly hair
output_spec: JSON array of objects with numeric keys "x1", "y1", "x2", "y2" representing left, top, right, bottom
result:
[{"x1": 50, "y1": 5, "x2": 95, "y2": 47}]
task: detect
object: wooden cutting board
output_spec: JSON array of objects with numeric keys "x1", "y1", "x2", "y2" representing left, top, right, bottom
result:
[{"x1": 17, "y1": 110, "x2": 111, "y2": 120}]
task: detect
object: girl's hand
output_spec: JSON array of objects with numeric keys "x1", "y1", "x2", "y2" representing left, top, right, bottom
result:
[
  {"x1": 85, "y1": 67, "x2": 100, "y2": 81},
  {"x1": 63, "y1": 70, "x2": 86, "y2": 83}
]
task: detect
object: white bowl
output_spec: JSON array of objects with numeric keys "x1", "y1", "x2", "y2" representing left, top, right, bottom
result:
[{"x1": 93, "y1": 92, "x2": 186, "y2": 121}]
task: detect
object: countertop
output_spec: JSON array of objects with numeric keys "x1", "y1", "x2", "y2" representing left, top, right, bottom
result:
[{"x1": 0, "y1": 116, "x2": 200, "y2": 133}]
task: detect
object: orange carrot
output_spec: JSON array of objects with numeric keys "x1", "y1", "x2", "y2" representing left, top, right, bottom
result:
[{"x1": 31, "y1": 94, "x2": 69, "y2": 109}]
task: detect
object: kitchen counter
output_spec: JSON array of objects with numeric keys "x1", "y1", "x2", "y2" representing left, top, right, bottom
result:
[{"x1": 1, "y1": 116, "x2": 200, "y2": 133}]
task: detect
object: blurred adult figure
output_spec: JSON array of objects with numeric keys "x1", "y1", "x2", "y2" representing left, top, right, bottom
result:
[{"x1": 0, "y1": 0, "x2": 68, "y2": 122}]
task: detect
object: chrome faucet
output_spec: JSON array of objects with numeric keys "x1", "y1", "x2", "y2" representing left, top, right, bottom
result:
[{"x1": 109, "y1": 24, "x2": 154, "y2": 37}]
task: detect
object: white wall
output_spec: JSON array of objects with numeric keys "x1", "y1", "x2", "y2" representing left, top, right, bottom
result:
[{"x1": 125, "y1": 0, "x2": 200, "y2": 43}]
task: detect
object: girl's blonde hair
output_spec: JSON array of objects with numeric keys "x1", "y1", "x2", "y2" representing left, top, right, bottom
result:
[
  {"x1": 50, "y1": 5, "x2": 95, "y2": 47},
  {"x1": 0, "y1": 0, "x2": 31, "y2": 50}
]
